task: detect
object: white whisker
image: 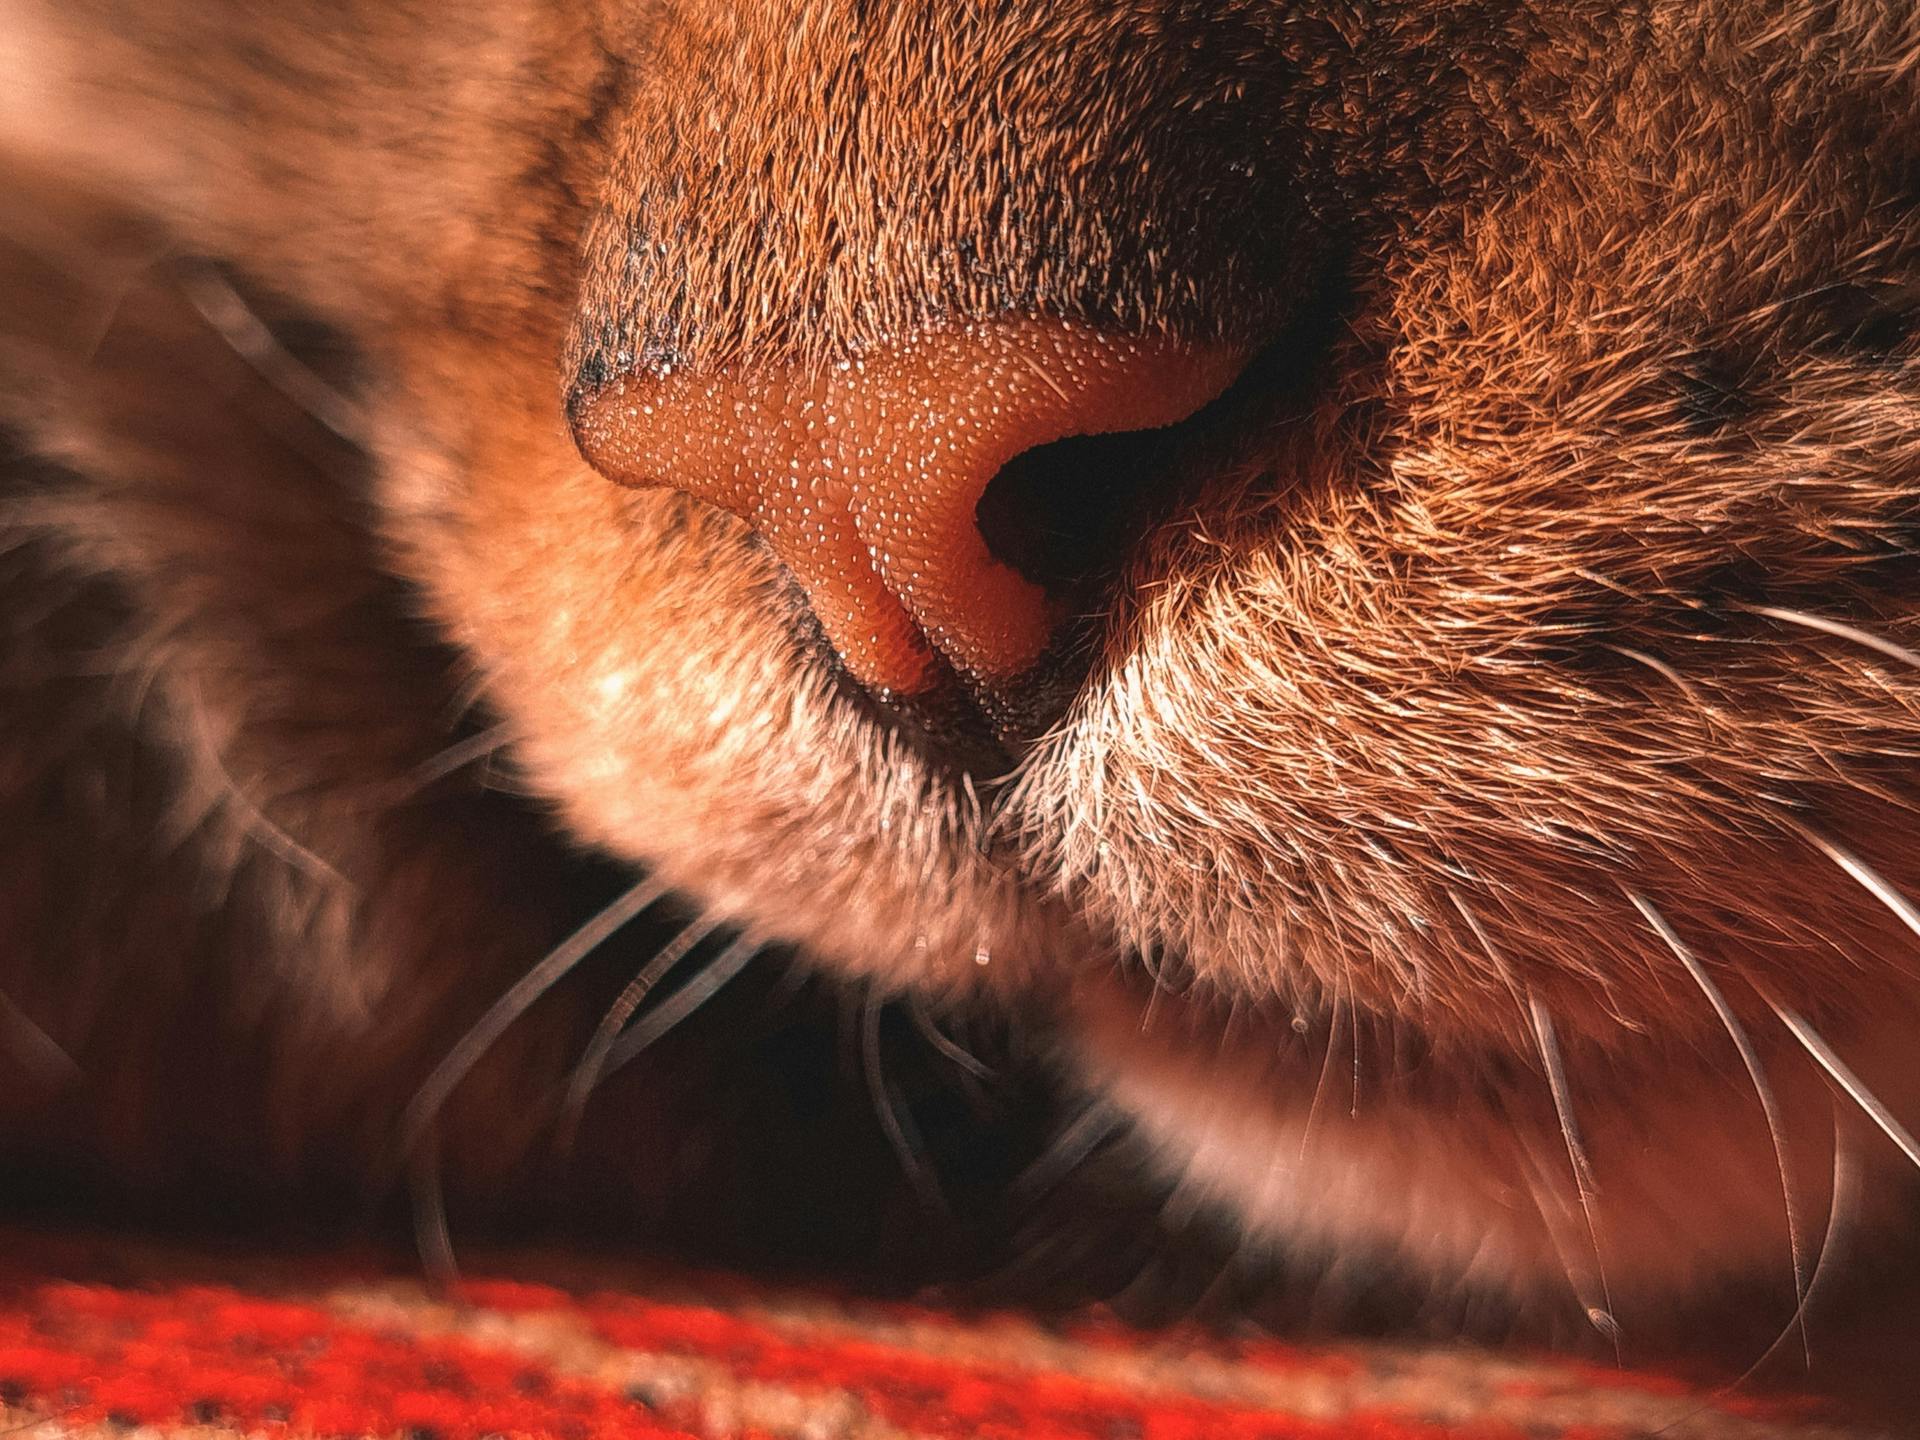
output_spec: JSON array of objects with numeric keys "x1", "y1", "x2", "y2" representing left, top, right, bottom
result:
[
  {"x1": 409, "y1": 1130, "x2": 457, "y2": 1289},
  {"x1": 1527, "y1": 993, "x2": 1619, "y2": 1349},
  {"x1": 1601, "y1": 643, "x2": 1715, "y2": 717},
  {"x1": 1446, "y1": 886, "x2": 1529, "y2": 1015},
  {"x1": 1747, "y1": 604, "x2": 1920, "y2": 675},
  {"x1": 1528, "y1": 996, "x2": 1601, "y2": 1200},
  {"x1": 0, "y1": 990, "x2": 80, "y2": 1090},
  {"x1": 186, "y1": 693, "x2": 352, "y2": 897},
  {"x1": 1624, "y1": 887, "x2": 1808, "y2": 1364},
  {"x1": 1754, "y1": 981, "x2": 1920, "y2": 1173},
  {"x1": 1507, "y1": 1123, "x2": 1617, "y2": 1342},
  {"x1": 403, "y1": 874, "x2": 671, "y2": 1278},
  {"x1": 1777, "y1": 815, "x2": 1920, "y2": 944},
  {"x1": 1297, "y1": 986, "x2": 1346, "y2": 1163},
  {"x1": 1727, "y1": 1104, "x2": 1866, "y2": 1394},
  {"x1": 175, "y1": 262, "x2": 370, "y2": 443},
  {"x1": 409, "y1": 721, "x2": 516, "y2": 793}
]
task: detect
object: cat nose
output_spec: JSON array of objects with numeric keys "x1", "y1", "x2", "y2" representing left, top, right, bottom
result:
[{"x1": 571, "y1": 319, "x2": 1245, "y2": 697}]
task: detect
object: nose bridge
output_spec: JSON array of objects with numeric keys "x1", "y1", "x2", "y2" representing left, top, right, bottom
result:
[
  {"x1": 573, "y1": 319, "x2": 1247, "y2": 695},
  {"x1": 566, "y1": 0, "x2": 1305, "y2": 400}
]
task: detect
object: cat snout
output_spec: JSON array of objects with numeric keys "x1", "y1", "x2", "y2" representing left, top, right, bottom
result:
[
  {"x1": 571, "y1": 321, "x2": 1246, "y2": 706},
  {"x1": 560, "y1": 0, "x2": 1306, "y2": 746}
]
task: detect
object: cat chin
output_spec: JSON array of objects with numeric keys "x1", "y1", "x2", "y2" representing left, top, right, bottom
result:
[{"x1": 1058, "y1": 967, "x2": 1920, "y2": 1332}]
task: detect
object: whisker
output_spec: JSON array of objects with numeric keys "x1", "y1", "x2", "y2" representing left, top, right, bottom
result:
[
  {"x1": 1188, "y1": 1238, "x2": 1256, "y2": 1325},
  {"x1": 1445, "y1": 886, "x2": 1531, "y2": 1021},
  {"x1": 174, "y1": 262, "x2": 370, "y2": 443},
  {"x1": 1297, "y1": 986, "x2": 1345, "y2": 1163},
  {"x1": 408, "y1": 721, "x2": 516, "y2": 794},
  {"x1": 907, "y1": 998, "x2": 995, "y2": 1082},
  {"x1": 1713, "y1": 1102, "x2": 1865, "y2": 1402},
  {"x1": 403, "y1": 874, "x2": 669, "y2": 1159},
  {"x1": 403, "y1": 874, "x2": 670, "y2": 1277},
  {"x1": 1623, "y1": 887, "x2": 1809, "y2": 1365},
  {"x1": 861, "y1": 991, "x2": 948, "y2": 1216},
  {"x1": 1753, "y1": 981, "x2": 1920, "y2": 1173},
  {"x1": 1601, "y1": 643, "x2": 1714, "y2": 716},
  {"x1": 1526, "y1": 993, "x2": 1620, "y2": 1350},
  {"x1": 0, "y1": 212, "x2": 177, "y2": 368},
  {"x1": 555, "y1": 912, "x2": 725, "y2": 1148},
  {"x1": 0, "y1": 991, "x2": 81, "y2": 1090},
  {"x1": 1349, "y1": 999, "x2": 1363, "y2": 1120},
  {"x1": 1745, "y1": 603, "x2": 1920, "y2": 674},
  {"x1": 598, "y1": 931, "x2": 763, "y2": 1079},
  {"x1": 1013, "y1": 1099, "x2": 1127, "y2": 1205},
  {"x1": 186, "y1": 693, "x2": 353, "y2": 897},
  {"x1": 1776, "y1": 814, "x2": 1920, "y2": 944},
  {"x1": 1507, "y1": 1122, "x2": 1618, "y2": 1343},
  {"x1": 1527, "y1": 994, "x2": 1601, "y2": 1199},
  {"x1": 409, "y1": 1131, "x2": 458, "y2": 1290}
]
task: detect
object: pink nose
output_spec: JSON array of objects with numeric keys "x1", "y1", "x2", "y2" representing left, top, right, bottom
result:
[{"x1": 573, "y1": 318, "x2": 1245, "y2": 697}]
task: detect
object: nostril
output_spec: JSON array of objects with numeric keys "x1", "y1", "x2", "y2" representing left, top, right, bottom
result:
[
  {"x1": 974, "y1": 306, "x2": 1354, "y2": 605},
  {"x1": 976, "y1": 426, "x2": 1178, "y2": 595},
  {"x1": 570, "y1": 319, "x2": 1247, "y2": 701}
]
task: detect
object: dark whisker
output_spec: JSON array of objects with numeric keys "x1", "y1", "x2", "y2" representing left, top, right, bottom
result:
[
  {"x1": 402, "y1": 873, "x2": 669, "y2": 1218},
  {"x1": 1013, "y1": 1099, "x2": 1127, "y2": 1205},
  {"x1": 597, "y1": 931, "x2": 763, "y2": 1079},
  {"x1": 907, "y1": 997, "x2": 995, "y2": 1082},
  {"x1": 555, "y1": 912, "x2": 725, "y2": 1151},
  {"x1": 861, "y1": 991, "x2": 948, "y2": 1216}
]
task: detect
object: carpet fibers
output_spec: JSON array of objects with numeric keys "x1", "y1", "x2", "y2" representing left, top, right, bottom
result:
[{"x1": 0, "y1": 1231, "x2": 1897, "y2": 1440}]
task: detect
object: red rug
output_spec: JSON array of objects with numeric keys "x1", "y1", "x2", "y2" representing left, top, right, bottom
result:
[{"x1": 0, "y1": 1231, "x2": 1895, "y2": 1440}]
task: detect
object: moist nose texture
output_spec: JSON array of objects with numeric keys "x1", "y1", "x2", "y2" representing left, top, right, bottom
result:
[{"x1": 572, "y1": 318, "x2": 1245, "y2": 698}]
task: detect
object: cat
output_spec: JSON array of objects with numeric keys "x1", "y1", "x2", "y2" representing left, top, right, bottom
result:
[{"x1": 2, "y1": 0, "x2": 1919, "y2": 1381}]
